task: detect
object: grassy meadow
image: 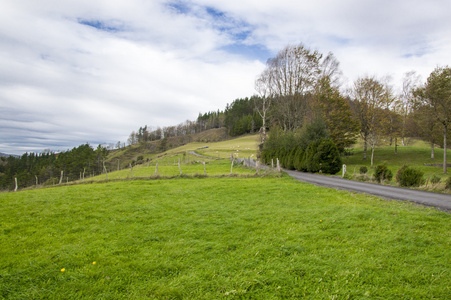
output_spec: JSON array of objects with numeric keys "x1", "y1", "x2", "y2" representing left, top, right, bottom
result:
[
  {"x1": 342, "y1": 140, "x2": 451, "y2": 192},
  {"x1": 1, "y1": 175, "x2": 450, "y2": 299}
]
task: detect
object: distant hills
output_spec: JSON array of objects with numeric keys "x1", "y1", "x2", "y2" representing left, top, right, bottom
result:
[{"x1": 0, "y1": 152, "x2": 20, "y2": 158}]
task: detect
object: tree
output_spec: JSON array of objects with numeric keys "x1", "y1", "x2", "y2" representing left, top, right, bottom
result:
[
  {"x1": 418, "y1": 66, "x2": 451, "y2": 174},
  {"x1": 313, "y1": 77, "x2": 359, "y2": 152},
  {"x1": 399, "y1": 71, "x2": 421, "y2": 146},
  {"x1": 352, "y1": 76, "x2": 387, "y2": 161},
  {"x1": 258, "y1": 44, "x2": 322, "y2": 131},
  {"x1": 409, "y1": 104, "x2": 441, "y2": 159}
]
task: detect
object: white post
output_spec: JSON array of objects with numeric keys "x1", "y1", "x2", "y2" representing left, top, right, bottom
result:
[
  {"x1": 256, "y1": 161, "x2": 260, "y2": 175},
  {"x1": 130, "y1": 164, "x2": 133, "y2": 178},
  {"x1": 277, "y1": 158, "x2": 280, "y2": 172},
  {"x1": 271, "y1": 158, "x2": 274, "y2": 169},
  {"x1": 14, "y1": 177, "x2": 18, "y2": 192},
  {"x1": 155, "y1": 163, "x2": 158, "y2": 176},
  {"x1": 178, "y1": 158, "x2": 182, "y2": 175},
  {"x1": 231, "y1": 158, "x2": 234, "y2": 174},
  {"x1": 203, "y1": 161, "x2": 206, "y2": 175},
  {"x1": 59, "y1": 171, "x2": 63, "y2": 184},
  {"x1": 342, "y1": 164, "x2": 347, "y2": 178}
]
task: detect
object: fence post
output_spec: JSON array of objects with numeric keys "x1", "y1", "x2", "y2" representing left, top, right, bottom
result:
[
  {"x1": 178, "y1": 158, "x2": 182, "y2": 175},
  {"x1": 14, "y1": 177, "x2": 18, "y2": 192},
  {"x1": 342, "y1": 164, "x2": 347, "y2": 178},
  {"x1": 203, "y1": 161, "x2": 207, "y2": 175},
  {"x1": 277, "y1": 158, "x2": 280, "y2": 172},
  {"x1": 155, "y1": 163, "x2": 158, "y2": 176},
  {"x1": 231, "y1": 158, "x2": 234, "y2": 174},
  {"x1": 35, "y1": 175, "x2": 38, "y2": 186},
  {"x1": 59, "y1": 171, "x2": 63, "y2": 184}
]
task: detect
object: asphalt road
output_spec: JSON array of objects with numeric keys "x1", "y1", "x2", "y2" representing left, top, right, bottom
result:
[{"x1": 285, "y1": 170, "x2": 451, "y2": 212}]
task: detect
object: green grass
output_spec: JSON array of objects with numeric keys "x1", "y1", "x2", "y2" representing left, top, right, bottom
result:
[
  {"x1": 85, "y1": 159, "x2": 258, "y2": 182},
  {"x1": 1, "y1": 176, "x2": 450, "y2": 299},
  {"x1": 342, "y1": 143, "x2": 451, "y2": 192}
]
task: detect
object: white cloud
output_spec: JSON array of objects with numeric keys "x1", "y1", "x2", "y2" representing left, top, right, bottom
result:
[{"x1": 1, "y1": 0, "x2": 450, "y2": 154}]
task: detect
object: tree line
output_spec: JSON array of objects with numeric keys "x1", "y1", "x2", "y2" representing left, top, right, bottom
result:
[
  {"x1": 0, "y1": 144, "x2": 108, "y2": 190},
  {"x1": 254, "y1": 44, "x2": 450, "y2": 174}
]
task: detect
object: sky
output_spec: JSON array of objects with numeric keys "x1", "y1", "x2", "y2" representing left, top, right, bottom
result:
[{"x1": 1, "y1": 0, "x2": 450, "y2": 155}]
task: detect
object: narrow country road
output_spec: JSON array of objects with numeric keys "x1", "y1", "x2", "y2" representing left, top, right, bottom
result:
[{"x1": 285, "y1": 170, "x2": 451, "y2": 212}]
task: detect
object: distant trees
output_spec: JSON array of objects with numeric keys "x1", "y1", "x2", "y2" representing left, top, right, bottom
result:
[
  {"x1": 0, "y1": 144, "x2": 107, "y2": 190},
  {"x1": 415, "y1": 66, "x2": 451, "y2": 174}
]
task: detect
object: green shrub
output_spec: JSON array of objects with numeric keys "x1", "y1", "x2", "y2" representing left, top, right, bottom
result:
[
  {"x1": 430, "y1": 175, "x2": 441, "y2": 185},
  {"x1": 395, "y1": 165, "x2": 424, "y2": 187},
  {"x1": 374, "y1": 164, "x2": 393, "y2": 183},
  {"x1": 359, "y1": 166, "x2": 368, "y2": 174},
  {"x1": 304, "y1": 140, "x2": 321, "y2": 173},
  {"x1": 446, "y1": 176, "x2": 451, "y2": 190},
  {"x1": 316, "y1": 139, "x2": 342, "y2": 174}
]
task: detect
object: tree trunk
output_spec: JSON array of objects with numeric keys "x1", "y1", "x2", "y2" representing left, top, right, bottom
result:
[
  {"x1": 431, "y1": 142, "x2": 435, "y2": 159},
  {"x1": 394, "y1": 137, "x2": 398, "y2": 155},
  {"x1": 363, "y1": 135, "x2": 368, "y2": 160},
  {"x1": 444, "y1": 125, "x2": 447, "y2": 174},
  {"x1": 371, "y1": 146, "x2": 375, "y2": 167}
]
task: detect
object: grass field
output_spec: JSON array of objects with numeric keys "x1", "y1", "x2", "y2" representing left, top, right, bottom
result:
[
  {"x1": 1, "y1": 175, "x2": 450, "y2": 299},
  {"x1": 342, "y1": 144, "x2": 451, "y2": 192}
]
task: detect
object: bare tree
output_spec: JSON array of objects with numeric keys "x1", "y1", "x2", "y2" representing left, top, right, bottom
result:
[
  {"x1": 399, "y1": 71, "x2": 421, "y2": 145},
  {"x1": 352, "y1": 76, "x2": 387, "y2": 160}
]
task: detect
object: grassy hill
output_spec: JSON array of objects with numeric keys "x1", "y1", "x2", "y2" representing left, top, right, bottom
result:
[{"x1": 102, "y1": 130, "x2": 450, "y2": 193}]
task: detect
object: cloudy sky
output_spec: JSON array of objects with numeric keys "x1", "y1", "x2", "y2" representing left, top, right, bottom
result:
[{"x1": 1, "y1": 0, "x2": 450, "y2": 155}]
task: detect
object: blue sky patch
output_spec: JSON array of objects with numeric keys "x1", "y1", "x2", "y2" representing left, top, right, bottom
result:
[
  {"x1": 222, "y1": 43, "x2": 273, "y2": 62},
  {"x1": 77, "y1": 18, "x2": 124, "y2": 32}
]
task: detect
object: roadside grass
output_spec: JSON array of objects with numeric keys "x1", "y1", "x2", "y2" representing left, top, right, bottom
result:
[
  {"x1": 342, "y1": 144, "x2": 451, "y2": 192},
  {"x1": 1, "y1": 176, "x2": 450, "y2": 299}
]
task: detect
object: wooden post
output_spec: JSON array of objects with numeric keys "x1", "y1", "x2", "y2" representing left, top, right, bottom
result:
[
  {"x1": 271, "y1": 158, "x2": 274, "y2": 169},
  {"x1": 117, "y1": 159, "x2": 120, "y2": 171},
  {"x1": 203, "y1": 161, "x2": 206, "y2": 175},
  {"x1": 83, "y1": 168, "x2": 85, "y2": 181},
  {"x1": 59, "y1": 171, "x2": 63, "y2": 184},
  {"x1": 35, "y1": 175, "x2": 38, "y2": 186},
  {"x1": 155, "y1": 163, "x2": 158, "y2": 176},
  {"x1": 277, "y1": 158, "x2": 280, "y2": 172},
  {"x1": 231, "y1": 158, "x2": 234, "y2": 174},
  {"x1": 130, "y1": 164, "x2": 133, "y2": 178},
  {"x1": 342, "y1": 164, "x2": 347, "y2": 178},
  {"x1": 103, "y1": 160, "x2": 108, "y2": 180},
  {"x1": 178, "y1": 158, "x2": 182, "y2": 175},
  {"x1": 14, "y1": 177, "x2": 18, "y2": 192}
]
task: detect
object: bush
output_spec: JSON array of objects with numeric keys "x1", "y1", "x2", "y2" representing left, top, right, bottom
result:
[
  {"x1": 374, "y1": 165, "x2": 393, "y2": 183},
  {"x1": 446, "y1": 176, "x2": 451, "y2": 190},
  {"x1": 359, "y1": 166, "x2": 368, "y2": 174},
  {"x1": 395, "y1": 165, "x2": 425, "y2": 187},
  {"x1": 316, "y1": 139, "x2": 342, "y2": 174},
  {"x1": 304, "y1": 140, "x2": 321, "y2": 173}
]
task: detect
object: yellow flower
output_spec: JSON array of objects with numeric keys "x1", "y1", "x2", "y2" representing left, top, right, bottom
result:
[
  {"x1": 61, "y1": 268, "x2": 65, "y2": 272},
  {"x1": 93, "y1": 261, "x2": 96, "y2": 265}
]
